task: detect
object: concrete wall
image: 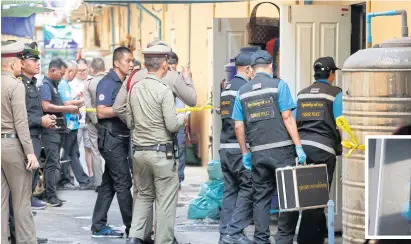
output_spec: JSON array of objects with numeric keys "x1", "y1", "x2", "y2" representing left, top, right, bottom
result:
[{"x1": 81, "y1": 0, "x2": 409, "y2": 165}]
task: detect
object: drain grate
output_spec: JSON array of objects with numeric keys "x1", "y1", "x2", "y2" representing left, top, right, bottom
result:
[
  {"x1": 47, "y1": 240, "x2": 79, "y2": 244},
  {"x1": 175, "y1": 224, "x2": 219, "y2": 232}
]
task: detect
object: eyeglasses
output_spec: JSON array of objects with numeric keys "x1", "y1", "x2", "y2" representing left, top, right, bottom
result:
[{"x1": 78, "y1": 69, "x2": 88, "y2": 73}]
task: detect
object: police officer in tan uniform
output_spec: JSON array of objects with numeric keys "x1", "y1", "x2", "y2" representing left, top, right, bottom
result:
[
  {"x1": 127, "y1": 44, "x2": 187, "y2": 244},
  {"x1": 113, "y1": 40, "x2": 196, "y2": 237},
  {"x1": 1, "y1": 40, "x2": 38, "y2": 244},
  {"x1": 8, "y1": 42, "x2": 52, "y2": 244}
]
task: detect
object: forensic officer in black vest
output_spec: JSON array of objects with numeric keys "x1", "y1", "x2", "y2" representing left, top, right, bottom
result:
[
  {"x1": 40, "y1": 59, "x2": 80, "y2": 207},
  {"x1": 232, "y1": 50, "x2": 307, "y2": 244},
  {"x1": 286, "y1": 57, "x2": 343, "y2": 244},
  {"x1": 219, "y1": 51, "x2": 255, "y2": 244}
]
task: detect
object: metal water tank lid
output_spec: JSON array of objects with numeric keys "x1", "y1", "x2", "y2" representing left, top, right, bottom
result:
[{"x1": 343, "y1": 37, "x2": 411, "y2": 70}]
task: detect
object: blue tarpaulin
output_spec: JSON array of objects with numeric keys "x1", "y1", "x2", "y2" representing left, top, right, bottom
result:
[{"x1": 1, "y1": 14, "x2": 36, "y2": 38}]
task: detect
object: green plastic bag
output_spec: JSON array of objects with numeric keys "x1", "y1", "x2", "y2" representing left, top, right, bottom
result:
[
  {"x1": 207, "y1": 160, "x2": 224, "y2": 181},
  {"x1": 187, "y1": 196, "x2": 220, "y2": 220},
  {"x1": 199, "y1": 180, "x2": 224, "y2": 197},
  {"x1": 199, "y1": 182, "x2": 210, "y2": 197},
  {"x1": 206, "y1": 181, "x2": 224, "y2": 207}
]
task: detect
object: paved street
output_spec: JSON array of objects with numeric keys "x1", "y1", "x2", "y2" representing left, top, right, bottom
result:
[{"x1": 34, "y1": 166, "x2": 342, "y2": 244}]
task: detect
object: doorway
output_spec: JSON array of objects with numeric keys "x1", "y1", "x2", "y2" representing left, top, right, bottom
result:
[{"x1": 351, "y1": 2, "x2": 367, "y2": 54}]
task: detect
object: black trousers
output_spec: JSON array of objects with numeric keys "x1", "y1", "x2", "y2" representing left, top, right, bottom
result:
[
  {"x1": 251, "y1": 145, "x2": 296, "y2": 244},
  {"x1": 219, "y1": 148, "x2": 253, "y2": 236},
  {"x1": 91, "y1": 131, "x2": 133, "y2": 233},
  {"x1": 42, "y1": 133, "x2": 63, "y2": 198},
  {"x1": 58, "y1": 129, "x2": 89, "y2": 186},
  {"x1": 9, "y1": 136, "x2": 42, "y2": 242},
  {"x1": 276, "y1": 145, "x2": 336, "y2": 244},
  {"x1": 31, "y1": 136, "x2": 42, "y2": 193}
]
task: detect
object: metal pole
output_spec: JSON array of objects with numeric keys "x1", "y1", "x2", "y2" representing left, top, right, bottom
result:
[
  {"x1": 110, "y1": 7, "x2": 115, "y2": 52},
  {"x1": 127, "y1": 4, "x2": 131, "y2": 35},
  {"x1": 188, "y1": 3, "x2": 192, "y2": 65},
  {"x1": 327, "y1": 200, "x2": 335, "y2": 244},
  {"x1": 374, "y1": 138, "x2": 386, "y2": 234}
]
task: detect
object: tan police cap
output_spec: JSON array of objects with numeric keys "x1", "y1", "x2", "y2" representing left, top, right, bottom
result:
[
  {"x1": 147, "y1": 39, "x2": 170, "y2": 48},
  {"x1": 142, "y1": 44, "x2": 171, "y2": 58},
  {"x1": 1, "y1": 40, "x2": 25, "y2": 58}
]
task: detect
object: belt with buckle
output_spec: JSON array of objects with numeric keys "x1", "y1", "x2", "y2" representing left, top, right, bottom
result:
[
  {"x1": 1, "y1": 134, "x2": 18, "y2": 139},
  {"x1": 133, "y1": 144, "x2": 167, "y2": 152}
]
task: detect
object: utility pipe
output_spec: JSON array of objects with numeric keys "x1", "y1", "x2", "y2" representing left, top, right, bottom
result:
[
  {"x1": 162, "y1": 4, "x2": 166, "y2": 40},
  {"x1": 188, "y1": 3, "x2": 192, "y2": 65},
  {"x1": 366, "y1": 10, "x2": 408, "y2": 48},
  {"x1": 110, "y1": 7, "x2": 115, "y2": 52},
  {"x1": 135, "y1": 3, "x2": 162, "y2": 40},
  {"x1": 139, "y1": 8, "x2": 143, "y2": 49},
  {"x1": 127, "y1": 4, "x2": 131, "y2": 35},
  {"x1": 327, "y1": 200, "x2": 335, "y2": 244},
  {"x1": 247, "y1": 0, "x2": 250, "y2": 17}
]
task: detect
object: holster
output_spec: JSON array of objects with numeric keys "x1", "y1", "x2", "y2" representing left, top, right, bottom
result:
[
  {"x1": 172, "y1": 133, "x2": 179, "y2": 159},
  {"x1": 97, "y1": 122, "x2": 119, "y2": 151}
]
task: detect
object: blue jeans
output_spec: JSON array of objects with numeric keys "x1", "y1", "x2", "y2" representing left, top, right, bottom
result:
[{"x1": 177, "y1": 127, "x2": 186, "y2": 183}]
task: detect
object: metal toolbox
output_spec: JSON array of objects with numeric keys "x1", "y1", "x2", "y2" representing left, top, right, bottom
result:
[{"x1": 276, "y1": 163, "x2": 329, "y2": 212}]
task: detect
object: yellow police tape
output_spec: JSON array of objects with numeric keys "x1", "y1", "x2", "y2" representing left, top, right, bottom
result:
[
  {"x1": 176, "y1": 105, "x2": 213, "y2": 113},
  {"x1": 81, "y1": 105, "x2": 214, "y2": 113},
  {"x1": 81, "y1": 108, "x2": 97, "y2": 112},
  {"x1": 335, "y1": 116, "x2": 365, "y2": 158}
]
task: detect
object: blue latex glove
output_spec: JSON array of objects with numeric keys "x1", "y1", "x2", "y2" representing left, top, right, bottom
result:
[
  {"x1": 242, "y1": 151, "x2": 252, "y2": 170},
  {"x1": 295, "y1": 145, "x2": 307, "y2": 164}
]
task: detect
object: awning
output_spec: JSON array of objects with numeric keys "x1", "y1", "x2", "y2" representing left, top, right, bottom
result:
[
  {"x1": 84, "y1": 0, "x2": 247, "y2": 4},
  {"x1": 1, "y1": 6, "x2": 53, "y2": 17},
  {"x1": 1, "y1": 1, "x2": 54, "y2": 18}
]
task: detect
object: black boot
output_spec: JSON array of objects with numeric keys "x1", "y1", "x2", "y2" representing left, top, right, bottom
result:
[
  {"x1": 37, "y1": 237, "x2": 48, "y2": 243},
  {"x1": 142, "y1": 238, "x2": 154, "y2": 244}
]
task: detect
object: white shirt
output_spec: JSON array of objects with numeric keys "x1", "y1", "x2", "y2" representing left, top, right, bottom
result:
[{"x1": 70, "y1": 76, "x2": 91, "y2": 124}]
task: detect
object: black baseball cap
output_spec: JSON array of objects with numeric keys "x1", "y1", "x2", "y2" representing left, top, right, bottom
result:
[
  {"x1": 22, "y1": 42, "x2": 40, "y2": 60},
  {"x1": 313, "y1": 57, "x2": 340, "y2": 72},
  {"x1": 234, "y1": 51, "x2": 253, "y2": 66},
  {"x1": 168, "y1": 51, "x2": 178, "y2": 64},
  {"x1": 250, "y1": 50, "x2": 273, "y2": 66}
]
